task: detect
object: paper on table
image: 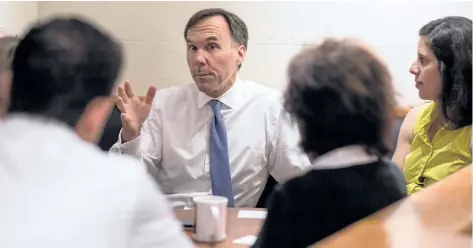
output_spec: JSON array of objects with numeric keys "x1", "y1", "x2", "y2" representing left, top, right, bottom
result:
[
  {"x1": 237, "y1": 210, "x2": 267, "y2": 219},
  {"x1": 233, "y1": 235, "x2": 257, "y2": 245}
]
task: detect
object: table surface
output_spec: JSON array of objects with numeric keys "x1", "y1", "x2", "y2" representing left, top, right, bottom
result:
[
  {"x1": 174, "y1": 167, "x2": 472, "y2": 248},
  {"x1": 175, "y1": 208, "x2": 265, "y2": 248}
]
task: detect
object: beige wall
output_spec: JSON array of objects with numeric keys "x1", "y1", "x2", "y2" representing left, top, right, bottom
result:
[
  {"x1": 0, "y1": 1, "x2": 37, "y2": 36},
  {"x1": 27, "y1": 1, "x2": 473, "y2": 106}
]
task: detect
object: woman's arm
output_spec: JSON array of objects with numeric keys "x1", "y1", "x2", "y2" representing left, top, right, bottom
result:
[{"x1": 392, "y1": 106, "x2": 425, "y2": 170}]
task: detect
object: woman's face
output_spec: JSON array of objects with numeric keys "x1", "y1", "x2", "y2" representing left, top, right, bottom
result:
[{"x1": 409, "y1": 36, "x2": 443, "y2": 101}]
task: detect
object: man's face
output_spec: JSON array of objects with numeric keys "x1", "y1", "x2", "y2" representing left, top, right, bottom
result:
[{"x1": 186, "y1": 15, "x2": 246, "y2": 98}]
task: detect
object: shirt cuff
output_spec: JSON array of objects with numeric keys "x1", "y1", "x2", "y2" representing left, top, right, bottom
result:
[{"x1": 118, "y1": 128, "x2": 142, "y2": 157}]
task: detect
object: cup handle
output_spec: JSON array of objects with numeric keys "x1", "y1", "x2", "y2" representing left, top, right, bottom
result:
[
  {"x1": 210, "y1": 206, "x2": 220, "y2": 238},
  {"x1": 192, "y1": 200, "x2": 197, "y2": 233}
]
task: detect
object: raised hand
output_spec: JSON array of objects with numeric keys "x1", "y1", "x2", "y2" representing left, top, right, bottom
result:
[{"x1": 117, "y1": 81, "x2": 157, "y2": 143}]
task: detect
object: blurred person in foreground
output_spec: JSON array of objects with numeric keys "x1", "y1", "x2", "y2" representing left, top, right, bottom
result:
[
  {"x1": 0, "y1": 17, "x2": 192, "y2": 248},
  {"x1": 392, "y1": 16, "x2": 472, "y2": 194},
  {"x1": 252, "y1": 39, "x2": 407, "y2": 248}
]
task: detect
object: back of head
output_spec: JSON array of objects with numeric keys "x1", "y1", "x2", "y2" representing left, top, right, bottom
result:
[
  {"x1": 284, "y1": 38, "x2": 396, "y2": 158},
  {"x1": 419, "y1": 16, "x2": 472, "y2": 129},
  {"x1": 9, "y1": 17, "x2": 122, "y2": 127}
]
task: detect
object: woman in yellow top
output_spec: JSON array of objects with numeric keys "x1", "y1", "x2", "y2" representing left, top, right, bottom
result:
[{"x1": 392, "y1": 16, "x2": 472, "y2": 195}]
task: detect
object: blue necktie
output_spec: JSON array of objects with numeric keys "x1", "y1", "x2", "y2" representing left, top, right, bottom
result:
[{"x1": 208, "y1": 100, "x2": 235, "y2": 207}]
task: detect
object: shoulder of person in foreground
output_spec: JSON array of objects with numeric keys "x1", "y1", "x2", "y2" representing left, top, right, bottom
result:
[{"x1": 104, "y1": 153, "x2": 194, "y2": 247}]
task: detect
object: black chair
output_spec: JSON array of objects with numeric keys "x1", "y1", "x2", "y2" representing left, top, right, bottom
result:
[
  {"x1": 98, "y1": 106, "x2": 122, "y2": 151},
  {"x1": 389, "y1": 117, "x2": 405, "y2": 158},
  {"x1": 256, "y1": 175, "x2": 278, "y2": 208},
  {"x1": 62, "y1": 107, "x2": 120, "y2": 151}
]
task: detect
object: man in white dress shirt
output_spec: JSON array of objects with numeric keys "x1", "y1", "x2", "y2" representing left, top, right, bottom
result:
[
  {"x1": 110, "y1": 8, "x2": 311, "y2": 209},
  {"x1": 0, "y1": 17, "x2": 192, "y2": 248}
]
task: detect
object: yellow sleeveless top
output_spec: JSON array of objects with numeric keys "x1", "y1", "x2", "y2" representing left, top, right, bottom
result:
[{"x1": 404, "y1": 102, "x2": 471, "y2": 195}]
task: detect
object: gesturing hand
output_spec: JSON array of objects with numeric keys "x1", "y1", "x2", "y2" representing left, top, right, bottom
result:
[{"x1": 117, "y1": 81, "x2": 157, "y2": 143}]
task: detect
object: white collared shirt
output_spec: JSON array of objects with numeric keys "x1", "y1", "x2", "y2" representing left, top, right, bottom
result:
[
  {"x1": 311, "y1": 145, "x2": 379, "y2": 168},
  {"x1": 110, "y1": 78, "x2": 311, "y2": 209},
  {"x1": 0, "y1": 115, "x2": 192, "y2": 248}
]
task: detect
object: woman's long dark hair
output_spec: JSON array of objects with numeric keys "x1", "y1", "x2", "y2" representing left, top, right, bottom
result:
[{"x1": 419, "y1": 16, "x2": 472, "y2": 129}]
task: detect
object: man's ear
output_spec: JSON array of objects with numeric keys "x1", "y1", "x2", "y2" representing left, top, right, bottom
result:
[
  {"x1": 236, "y1": 44, "x2": 246, "y2": 66},
  {"x1": 75, "y1": 96, "x2": 115, "y2": 144},
  {"x1": 0, "y1": 72, "x2": 11, "y2": 118}
]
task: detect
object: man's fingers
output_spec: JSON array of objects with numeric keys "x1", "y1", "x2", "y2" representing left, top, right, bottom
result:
[
  {"x1": 117, "y1": 85, "x2": 129, "y2": 103},
  {"x1": 144, "y1": 85, "x2": 157, "y2": 105},
  {"x1": 117, "y1": 97, "x2": 126, "y2": 113},
  {"x1": 124, "y1": 81, "x2": 135, "y2": 98}
]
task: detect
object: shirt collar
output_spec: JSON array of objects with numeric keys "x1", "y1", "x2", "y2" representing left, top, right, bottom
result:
[
  {"x1": 197, "y1": 77, "x2": 242, "y2": 110},
  {"x1": 311, "y1": 145, "x2": 379, "y2": 169}
]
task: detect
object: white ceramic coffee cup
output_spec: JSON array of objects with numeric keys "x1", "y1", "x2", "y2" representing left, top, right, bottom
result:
[{"x1": 192, "y1": 195, "x2": 228, "y2": 243}]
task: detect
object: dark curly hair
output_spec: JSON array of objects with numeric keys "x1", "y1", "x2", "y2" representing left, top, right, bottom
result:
[{"x1": 284, "y1": 39, "x2": 396, "y2": 158}]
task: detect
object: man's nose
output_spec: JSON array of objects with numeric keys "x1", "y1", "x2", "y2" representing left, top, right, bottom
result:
[{"x1": 194, "y1": 49, "x2": 206, "y2": 65}]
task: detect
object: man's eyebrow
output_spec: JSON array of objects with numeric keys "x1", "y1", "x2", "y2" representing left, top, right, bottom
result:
[
  {"x1": 186, "y1": 36, "x2": 219, "y2": 43},
  {"x1": 205, "y1": 36, "x2": 219, "y2": 42}
]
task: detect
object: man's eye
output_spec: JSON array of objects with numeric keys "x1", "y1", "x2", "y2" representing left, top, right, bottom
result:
[{"x1": 209, "y1": 44, "x2": 217, "y2": 50}]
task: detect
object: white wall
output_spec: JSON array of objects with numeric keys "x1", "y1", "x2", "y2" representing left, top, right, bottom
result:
[
  {"x1": 0, "y1": 1, "x2": 37, "y2": 36},
  {"x1": 36, "y1": 1, "x2": 472, "y2": 107}
]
